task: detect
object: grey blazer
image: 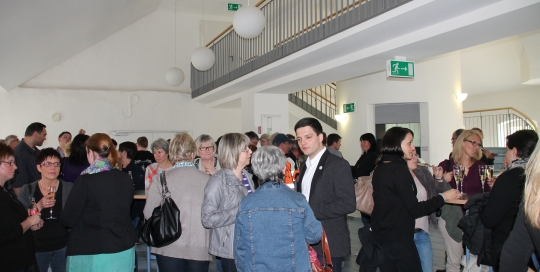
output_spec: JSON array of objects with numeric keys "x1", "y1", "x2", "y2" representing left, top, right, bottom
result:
[
  {"x1": 18, "y1": 179, "x2": 73, "y2": 209},
  {"x1": 297, "y1": 149, "x2": 357, "y2": 258}
]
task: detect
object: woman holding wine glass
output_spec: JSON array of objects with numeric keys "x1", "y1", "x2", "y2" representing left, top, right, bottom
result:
[
  {"x1": 479, "y1": 130, "x2": 538, "y2": 271},
  {"x1": 436, "y1": 129, "x2": 488, "y2": 272},
  {"x1": 18, "y1": 148, "x2": 73, "y2": 272}
]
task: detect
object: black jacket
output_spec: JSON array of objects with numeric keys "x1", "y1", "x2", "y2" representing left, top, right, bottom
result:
[
  {"x1": 297, "y1": 149, "x2": 356, "y2": 258},
  {"x1": 0, "y1": 189, "x2": 35, "y2": 271},
  {"x1": 459, "y1": 193, "x2": 492, "y2": 266},
  {"x1": 371, "y1": 154, "x2": 444, "y2": 271},
  {"x1": 353, "y1": 151, "x2": 379, "y2": 178},
  {"x1": 500, "y1": 204, "x2": 540, "y2": 271},
  {"x1": 61, "y1": 169, "x2": 137, "y2": 256},
  {"x1": 479, "y1": 167, "x2": 525, "y2": 270}
]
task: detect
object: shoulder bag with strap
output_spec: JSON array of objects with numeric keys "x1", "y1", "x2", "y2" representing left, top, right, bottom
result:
[
  {"x1": 309, "y1": 228, "x2": 333, "y2": 272},
  {"x1": 141, "y1": 171, "x2": 182, "y2": 247}
]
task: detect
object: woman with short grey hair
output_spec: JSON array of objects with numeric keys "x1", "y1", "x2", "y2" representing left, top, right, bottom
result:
[
  {"x1": 234, "y1": 146, "x2": 322, "y2": 271},
  {"x1": 201, "y1": 133, "x2": 255, "y2": 272},
  {"x1": 145, "y1": 138, "x2": 172, "y2": 190},
  {"x1": 194, "y1": 134, "x2": 220, "y2": 175}
]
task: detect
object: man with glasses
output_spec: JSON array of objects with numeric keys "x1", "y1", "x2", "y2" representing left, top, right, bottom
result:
[
  {"x1": 10, "y1": 122, "x2": 47, "y2": 196},
  {"x1": 4, "y1": 135, "x2": 20, "y2": 149}
]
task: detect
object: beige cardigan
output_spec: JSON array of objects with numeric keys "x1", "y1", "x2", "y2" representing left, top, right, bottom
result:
[{"x1": 143, "y1": 166, "x2": 211, "y2": 261}]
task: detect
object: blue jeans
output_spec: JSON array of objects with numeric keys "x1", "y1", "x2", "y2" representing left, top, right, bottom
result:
[
  {"x1": 414, "y1": 230, "x2": 432, "y2": 272},
  {"x1": 155, "y1": 254, "x2": 209, "y2": 272},
  {"x1": 35, "y1": 246, "x2": 67, "y2": 272}
]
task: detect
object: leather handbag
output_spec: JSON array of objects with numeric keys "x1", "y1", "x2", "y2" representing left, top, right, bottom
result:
[
  {"x1": 141, "y1": 171, "x2": 182, "y2": 247},
  {"x1": 309, "y1": 229, "x2": 333, "y2": 272},
  {"x1": 355, "y1": 174, "x2": 374, "y2": 215}
]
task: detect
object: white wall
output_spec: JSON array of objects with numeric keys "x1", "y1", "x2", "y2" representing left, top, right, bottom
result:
[
  {"x1": 463, "y1": 86, "x2": 540, "y2": 126},
  {"x1": 337, "y1": 52, "x2": 465, "y2": 165},
  {"x1": 0, "y1": 87, "x2": 241, "y2": 148}
]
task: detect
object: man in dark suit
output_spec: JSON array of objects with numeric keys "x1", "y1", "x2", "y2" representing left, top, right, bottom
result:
[{"x1": 295, "y1": 118, "x2": 356, "y2": 272}]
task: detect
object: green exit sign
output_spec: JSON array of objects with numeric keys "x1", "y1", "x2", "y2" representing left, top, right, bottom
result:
[
  {"x1": 387, "y1": 60, "x2": 414, "y2": 78},
  {"x1": 343, "y1": 103, "x2": 356, "y2": 113},
  {"x1": 228, "y1": 3, "x2": 241, "y2": 11}
]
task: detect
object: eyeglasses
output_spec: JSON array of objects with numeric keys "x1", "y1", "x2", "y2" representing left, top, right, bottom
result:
[
  {"x1": 464, "y1": 139, "x2": 483, "y2": 148},
  {"x1": 451, "y1": 138, "x2": 457, "y2": 141},
  {"x1": 199, "y1": 146, "x2": 214, "y2": 151},
  {"x1": 40, "y1": 162, "x2": 61, "y2": 168},
  {"x1": 0, "y1": 161, "x2": 16, "y2": 166}
]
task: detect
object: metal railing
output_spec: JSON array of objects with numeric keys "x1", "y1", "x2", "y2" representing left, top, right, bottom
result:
[
  {"x1": 191, "y1": 0, "x2": 412, "y2": 98},
  {"x1": 289, "y1": 83, "x2": 337, "y2": 129},
  {"x1": 463, "y1": 107, "x2": 538, "y2": 147}
]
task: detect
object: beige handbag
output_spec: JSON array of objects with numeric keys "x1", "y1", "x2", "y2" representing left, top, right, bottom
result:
[{"x1": 355, "y1": 175, "x2": 374, "y2": 215}]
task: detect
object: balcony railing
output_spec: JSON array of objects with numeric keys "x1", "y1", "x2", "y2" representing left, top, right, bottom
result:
[
  {"x1": 289, "y1": 83, "x2": 337, "y2": 129},
  {"x1": 463, "y1": 107, "x2": 538, "y2": 147},
  {"x1": 191, "y1": 0, "x2": 412, "y2": 98}
]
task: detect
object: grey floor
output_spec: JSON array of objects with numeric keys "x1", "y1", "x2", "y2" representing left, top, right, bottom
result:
[{"x1": 136, "y1": 211, "x2": 446, "y2": 272}]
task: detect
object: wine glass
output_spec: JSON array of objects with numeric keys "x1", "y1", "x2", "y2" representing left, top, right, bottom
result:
[
  {"x1": 485, "y1": 165, "x2": 494, "y2": 189},
  {"x1": 46, "y1": 186, "x2": 57, "y2": 219},
  {"x1": 453, "y1": 165, "x2": 463, "y2": 193},
  {"x1": 478, "y1": 165, "x2": 486, "y2": 193}
]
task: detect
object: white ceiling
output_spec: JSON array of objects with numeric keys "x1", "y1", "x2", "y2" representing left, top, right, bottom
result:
[{"x1": 0, "y1": 0, "x2": 250, "y2": 92}]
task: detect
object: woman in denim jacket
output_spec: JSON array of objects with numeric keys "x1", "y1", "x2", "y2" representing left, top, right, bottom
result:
[{"x1": 234, "y1": 146, "x2": 322, "y2": 271}]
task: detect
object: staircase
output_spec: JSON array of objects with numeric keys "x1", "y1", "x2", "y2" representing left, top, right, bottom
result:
[
  {"x1": 464, "y1": 107, "x2": 538, "y2": 173},
  {"x1": 289, "y1": 83, "x2": 337, "y2": 129}
]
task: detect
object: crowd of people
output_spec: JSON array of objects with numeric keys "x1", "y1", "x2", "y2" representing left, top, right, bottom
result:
[{"x1": 1, "y1": 119, "x2": 540, "y2": 272}]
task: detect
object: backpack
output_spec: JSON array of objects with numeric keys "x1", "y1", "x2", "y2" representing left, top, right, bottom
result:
[{"x1": 458, "y1": 193, "x2": 492, "y2": 266}]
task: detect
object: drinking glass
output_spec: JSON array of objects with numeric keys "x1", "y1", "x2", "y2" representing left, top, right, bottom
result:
[
  {"x1": 46, "y1": 186, "x2": 57, "y2": 219},
  {"x1": 453, "y1": 165, "x2": 463, "y2": 193},
  {"x1": 478, "y1": 165, "x2": 486, "y2": 193}
]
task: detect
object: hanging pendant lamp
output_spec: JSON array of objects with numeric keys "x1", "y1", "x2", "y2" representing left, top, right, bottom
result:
[
  {"x1": 233, "y1": 1, "x2": 265, "y2": 39},
  {"x1": 166, "y1": 0, "x2": 184, "y2": 87},
  {"x1": 191, "y1": 0, "x2": 215, "y2": 71}
]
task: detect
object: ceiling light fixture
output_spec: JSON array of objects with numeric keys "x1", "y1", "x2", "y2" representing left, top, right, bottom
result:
[
  {"x1": 191, "y1": 0, "x2": 215, "y2": 71},
  {"x1": 233, "y1": 0, "x2": 265, "y2": 39},
  {"x1": 166, "y1": 0, "x2": 185, "y2": 87},
  {"x1": 456, "y1": 93, "x2": 468, "y2": 102}
]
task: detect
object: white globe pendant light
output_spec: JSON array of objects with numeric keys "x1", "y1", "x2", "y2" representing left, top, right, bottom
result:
[
  {"x1": 165, "y1": 0, "x2": 184, "y2": 87},
  {"x1": 165, "y1": 67, "x2": 184, "y2": 87},
  {"x1": 191, "y1": 0, "x2": 215, "y2": 71},
  {"x1": 233, "y1": 5, "x2": 265, "y2": 39},
  {"x1": 191, "y1": 47, "x2": 215, "y2": 71}
]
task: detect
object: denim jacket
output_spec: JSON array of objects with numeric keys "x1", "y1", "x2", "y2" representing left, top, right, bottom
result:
[{"x1": 234, "y1": 181, "x2": 322, "y2": 271}]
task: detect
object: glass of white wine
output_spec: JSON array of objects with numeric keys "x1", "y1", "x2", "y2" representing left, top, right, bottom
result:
[
  {"x1": 479, "y1": 165, "x2": 486, "y2": 193},
  {"x1": 46, "y1": 186, "x2": 57, "y2": 220},
  {"x1": 453, "y1": 165, "x2": 463, "y2": 193}
]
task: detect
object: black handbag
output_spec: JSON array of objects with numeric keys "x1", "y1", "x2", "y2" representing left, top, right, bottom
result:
[{"x1": 141, "y1": 171, "x2": 182, "y2": 247}]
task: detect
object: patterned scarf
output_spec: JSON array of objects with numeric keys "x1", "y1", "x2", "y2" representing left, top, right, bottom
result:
[
  {"x1": 170, "y1": 161, "x2": 196, "y2": 169},
  {"x1": 506, "y1": 157, "x2": 529, "y2": 171},
  {"x1": 81, "y1": 157, "x2": 116, "y2": 175}
]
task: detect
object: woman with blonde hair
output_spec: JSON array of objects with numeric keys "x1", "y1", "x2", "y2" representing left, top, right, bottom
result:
[
  {"x1": 436, "y1": 129, "x2": 489, "y2": 272},
  {"x1": 61, "y1": 133, "x2": 137, "y2": 271},
  {"x1": 500, "y1": 138, "x2": 540, "y2": 271},
  {"x1": 201, "y1": 133, "x2": 256, "y2": 272},
  {"x1": 144, "y1": 133, "x2": 212, "y2": 271}
]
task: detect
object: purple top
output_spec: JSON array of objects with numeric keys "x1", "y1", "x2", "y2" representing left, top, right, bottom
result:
[
  {"x1": 61, "y1": 160, "x2": 90, "y2": 183},
  {"x1": 241, "y1": 172, "x2": 253, "y2": 194},
  {"x1": 438, "y1": 159, "x2": 491, "y2": 196}
]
